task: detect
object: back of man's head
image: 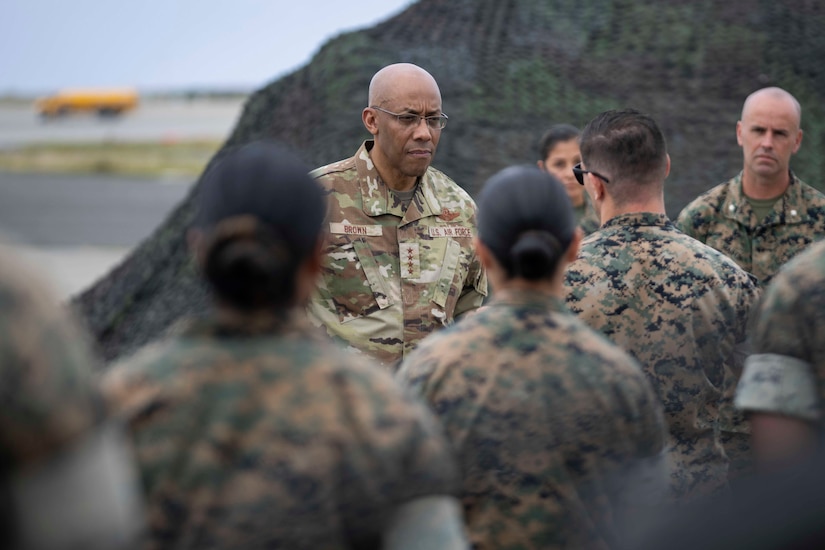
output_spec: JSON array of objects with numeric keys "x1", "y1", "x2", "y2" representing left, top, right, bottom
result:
[{"x1": 580, "y1": 109, "x2": 668, "y2": 201}]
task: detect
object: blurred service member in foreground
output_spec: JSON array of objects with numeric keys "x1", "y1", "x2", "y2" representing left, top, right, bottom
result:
[
  {"x1": 0, "y1": 244, "x2": 142, "y2": 550},
  {"x1": 103, "y1": 142, "x2": 467, "y2": 550},
  {"x1": 398, "y1": 165, "x2": 667, "y2": 549},
  {"x1": 736, "y1": 238, "x2": 825, "y2": 470},
  {"x1": 564, "y1": 109, "x2": 759, "y2": 501}
]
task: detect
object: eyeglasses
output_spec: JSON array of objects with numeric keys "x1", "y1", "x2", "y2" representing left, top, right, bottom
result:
[
  {"x1": 572, "y1": 163, "x2": 610, "y2": 186},
  {"x1": 370, "y1": 106, "x2": 448, "y2": 130}
]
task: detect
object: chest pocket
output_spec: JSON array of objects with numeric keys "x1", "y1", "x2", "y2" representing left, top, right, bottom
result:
[
  {"x1": 431, "y1": 239, "x2": 470, "y2": 314},
  {"x1": 320, "y1": 237, "x2": 395, "y2": 323}
]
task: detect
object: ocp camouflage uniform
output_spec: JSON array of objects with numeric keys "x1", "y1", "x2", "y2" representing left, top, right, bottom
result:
[
  {"x1": 397, "y1": 289, "x2": 667, "y2": 550},
  {"x1": 675, "y1": 171, "x2": 825, "y2": 285},
  {"x1": 736, "y1": 238, "x2": 825, "y2": 424},
  {"x1": 564, "y1": 213, "x2": 758, "y2": 502},
  {"x1": 308, "y1": 140, "x2": 487, "y2": 369},
  {"x1": 103, "y1": 311, "x2": 459, "y2": 550},
  {"x1": 0, "y1": 249, "x2": 105, "y2": 470}
]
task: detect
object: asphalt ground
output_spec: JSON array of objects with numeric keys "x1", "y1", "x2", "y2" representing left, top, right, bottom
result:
[{"x1": 0, "y1": 98, "x2": 242, "y2": 300}]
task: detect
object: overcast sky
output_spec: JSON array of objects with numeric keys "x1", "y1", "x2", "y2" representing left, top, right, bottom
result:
[{"x1": 1, "y1": 0, "x2": 414, "y2": 95}]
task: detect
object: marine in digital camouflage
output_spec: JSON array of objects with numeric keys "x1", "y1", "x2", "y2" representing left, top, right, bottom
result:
[
  {"x1": 103, "y1": 310, "x2": 459, "y2": 550},
  {"x1": 397, "y1": 289, "x2": 667, "y2": 549},
  {"x1": 0, "y1": 246, "x2": 105, "y2": 470},
  {"x1": 736, "y1": 238, "x2": 825, "y2": 423},
  {"x1": 675, "y1": 171, "x2": 825, "y2": 285},
  {"x1": 564, "y1": 212, "x2": 759, "y2": 501},
  {"x1": 308, "y1": 140, "x2": 487, "y2": 369},
  {"x1": 577, "y1": 197, "x2": 601, "y2": 236}
]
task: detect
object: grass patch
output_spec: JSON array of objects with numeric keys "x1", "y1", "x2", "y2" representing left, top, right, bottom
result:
[{"x1": 0, "y1": 139, "x2": 223, "y2": 178}]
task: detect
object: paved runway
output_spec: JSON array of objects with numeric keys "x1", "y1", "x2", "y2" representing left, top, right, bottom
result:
[
  {"x1": 0, "y1": 97, "x2": 246, "y2": 148},
  {"x1": 0, "y1": 171, "x2": 192, "y2": 300},
  {"x1": 0, "y1": 98, "x2": 241, "y2": 300}
]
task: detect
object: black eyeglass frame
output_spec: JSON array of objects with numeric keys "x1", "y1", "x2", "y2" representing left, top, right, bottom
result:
[
  {"x1": 369, "y1": 105, "x2": 448, "y2": 130},
  {"x1": 572, "y1": 163, "x2": 610, "y2": 186}
]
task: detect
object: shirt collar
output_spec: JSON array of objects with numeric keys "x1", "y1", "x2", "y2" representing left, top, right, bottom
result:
[
  {"x1": 488, "y1": 288, "x2": 568, "y2": 314},
  {"x1": 354, "y1": 140, "x2": 441, "y2": 221},
  {"x1": 723, "y1": 170, "x2": 807, "y2": 225},
  {"x1": 600, "y1": 211, "x2": 673, "y2": 230}
]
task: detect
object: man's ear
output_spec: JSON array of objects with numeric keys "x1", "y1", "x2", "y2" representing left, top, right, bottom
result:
[
  {"x1": 362, "y1": 107, "x2": 379, "y2": 136},
  {"x1": 536, "y1": 160, "x2": 546, "y2": 172},
  {"x1": 736, "y1": 120, "x2": 743, "y2": 147},
  {"x1": 793, "y1": 128, "x2": 803, "y2": 154},
  {"x1": 591, "y1": 174, "x2": 606, "y2": 202}
]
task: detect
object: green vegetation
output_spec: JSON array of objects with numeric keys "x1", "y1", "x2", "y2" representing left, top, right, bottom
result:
[{"x1": 0, "y1": 139, "x2": 222, "y2": 178}]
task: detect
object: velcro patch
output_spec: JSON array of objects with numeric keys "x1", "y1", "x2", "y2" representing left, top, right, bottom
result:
[
  {"x1": 329, "y1": 222, "x2": 383, "y2": 237},
  {"x1": 428, "y1": 226, "x2": 473, "y2": 238},
  {"x1": 400, "y1": 243, "x2": 420, "y2": 279}
]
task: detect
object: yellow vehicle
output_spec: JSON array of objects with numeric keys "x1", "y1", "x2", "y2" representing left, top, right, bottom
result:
[{"x1": 35, "y1": 88, "x2": 139, "y2": 118}]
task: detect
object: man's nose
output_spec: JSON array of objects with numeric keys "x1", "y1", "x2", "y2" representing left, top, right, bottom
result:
[{"x1": 412, "y1": 117, "x2": 433, "y2": 140}]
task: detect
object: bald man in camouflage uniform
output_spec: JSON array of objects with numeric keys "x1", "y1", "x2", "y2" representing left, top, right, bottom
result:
[
  {"x1": 0, "y1": 245, "x2": 141, "y2": 549},
  {"x1": 309, "y1": 63, "x2": 486, "y2": 369},
  {"x1": 564, "y1": 110, "x2": 759, "y2": 502},
  {"x1": 676, "y1": 87, "x2": 825, "y2": 286},
  {"x1": 735, "y1": 238, "x2": 825, "y2": 469}
]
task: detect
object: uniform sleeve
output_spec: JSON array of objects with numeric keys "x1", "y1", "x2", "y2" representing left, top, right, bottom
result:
[
  {"x1": 454, "y1": 250, "x2": 487, "y2": 318},
  {"x1": 674, "y1": 202, "x2": 703, "y2": 240},
  {"x1": 0, "y1": 266, "x2": 106, "y2": 469},
  {"x1": 735, "y1": 261, "x2": 823, "y2": 421}
]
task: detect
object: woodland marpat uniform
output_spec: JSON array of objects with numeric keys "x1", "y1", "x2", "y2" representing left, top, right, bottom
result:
[
  {"x1": 0, "y1": 251, "x2": 105, "y2": 469},
  {"x1": 565, "y1": 213, "x2": 758, "y2": 501},
  {"x1": 103, "y1": 312, "x2": 458, "y2": 550},
  {"x1": 397, "y1": 290, "x2": 667, "y2": 550},
  {"x1": 736, "y1": 238, "x2": 825, "y2": 422},
  {"x1": 676, "y1": 171, "x2": 825, "y2": 284},
  {"x1": 308, "y1": 140, "x2": 487, "y2": 368}
]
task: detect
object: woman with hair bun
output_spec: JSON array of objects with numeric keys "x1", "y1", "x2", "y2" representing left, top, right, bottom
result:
[
  {"x1": 397, "y1": 165, "x2": 668, "y2": 549},
  {"x1": 102, "y1": 141, "x2": 468, "y2": 550}
]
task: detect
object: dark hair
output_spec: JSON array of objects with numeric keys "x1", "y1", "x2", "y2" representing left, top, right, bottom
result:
[
  {"x1": 580, "y1": 109, "x2": 668, "y2": 191},
  {"x1": 537, "y1": 123, "x2": 581, "y2": 162},
  {"x1": 477, "y1": 165, "x2": 576, "y2": 280},
  {"x1": 194, "y1": 141, "x2": 325, "y2": 311}
]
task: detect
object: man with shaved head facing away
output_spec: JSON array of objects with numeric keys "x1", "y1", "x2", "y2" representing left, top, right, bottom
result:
[{"x1": 308, "y1": 63, "x2": 487, "y2": 370}]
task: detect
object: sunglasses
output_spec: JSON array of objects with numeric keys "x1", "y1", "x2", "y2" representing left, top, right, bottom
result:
[{"x1": 572, "y1": 163, "x2": 611, "y2": 186}]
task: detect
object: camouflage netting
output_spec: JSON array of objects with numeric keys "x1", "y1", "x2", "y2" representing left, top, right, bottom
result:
[{"x1": 73, "y1": 0, "x2": 825, "y2": 363}]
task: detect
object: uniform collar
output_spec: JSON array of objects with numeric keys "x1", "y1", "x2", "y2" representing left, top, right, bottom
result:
[
  {"x1": 722, "y1": 170, "x2": 807, "y2": 226},
  {"x1": 601, "y1": 211, "x2": 673, "y2": 230},
  {"x1": 354, "y1": 140, "x2": 441, "y2": 223},
  {"x1": 489, "y1": 288, "x2": 568, "y2": 313}
]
